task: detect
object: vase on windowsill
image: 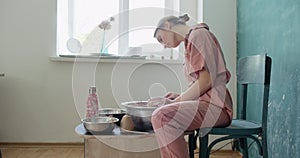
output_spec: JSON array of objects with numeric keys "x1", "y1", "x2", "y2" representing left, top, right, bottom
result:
[
  {"x1": 98, "y1": 17, "x2": 114, "y2": 55},
  {"x1": 100, "y1": 31, "x2": 108, "y2": 55}
]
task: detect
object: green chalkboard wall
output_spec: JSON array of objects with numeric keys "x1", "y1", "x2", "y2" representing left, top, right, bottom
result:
[{"x1": 237, "y1": 0, "x2": 300, "y2": 157}]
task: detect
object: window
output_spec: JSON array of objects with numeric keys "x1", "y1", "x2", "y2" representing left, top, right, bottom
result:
[{"x1": 57, "y1": 0, "x2": 180, "y2": 58}]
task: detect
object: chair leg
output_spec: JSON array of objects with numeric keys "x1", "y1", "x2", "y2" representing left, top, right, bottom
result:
[
  {"x1": 232, "y1": 138, "x2": 239, "y2": 151},
  {"x1": 188, "y1": 132, "x2": 195, "y2": 158},
  {"x1": 199, "y1": 135, "x2": 208, "y2": 158},
  {"x1": 194, "y1": 130, "x2": 199, "y2": 150},
  {"x1": 242, "y1": 138, "x2": 249, "y2": 158},
  {"x1": 262, "y1": 137, "x2": 268, "y2": 158}
]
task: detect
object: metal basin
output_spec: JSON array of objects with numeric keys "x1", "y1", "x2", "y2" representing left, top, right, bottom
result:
[
  {"x1": 82, "y1": 117, "x2": 119, "y2": 134},
  {"x1": 97, "y1": 108, "x2": 126, "y2": 126},
  {"x1": 121, "y1": 101, "x2": 158, "y2": 132}
]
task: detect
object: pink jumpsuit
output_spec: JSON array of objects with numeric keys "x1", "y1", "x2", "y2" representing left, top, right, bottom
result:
[{"x1": 151, "y1": 23, "x2": 233, "y2": 158}]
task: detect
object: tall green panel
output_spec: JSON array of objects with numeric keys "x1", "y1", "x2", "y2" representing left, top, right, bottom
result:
[{"x1": 237, "y1": 0, "x2": 300, "y2": 157}]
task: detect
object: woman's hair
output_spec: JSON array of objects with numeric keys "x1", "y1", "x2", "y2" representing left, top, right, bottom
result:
[{"x1": 154, "y1": 14, "x2": 190, "y2": 37}]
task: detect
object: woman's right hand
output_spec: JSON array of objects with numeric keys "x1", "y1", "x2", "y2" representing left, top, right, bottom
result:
[{"x1": 164, "y1": 92, "x2": 180, "y2": 100}]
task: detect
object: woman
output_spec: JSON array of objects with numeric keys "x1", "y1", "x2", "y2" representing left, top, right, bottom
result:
[{"x1": 149, "y1": 14, "x2": 233, "y2": 158}]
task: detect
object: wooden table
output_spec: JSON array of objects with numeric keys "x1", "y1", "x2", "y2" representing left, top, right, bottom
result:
[{"x1": 75, "y1": 124, "x2": 161, "y2": 158}]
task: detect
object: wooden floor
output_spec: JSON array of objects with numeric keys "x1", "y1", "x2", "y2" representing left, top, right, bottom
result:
[
  {"x1": 0, "y1": 143, "x2": 242, "y2": 158},
  {"x1": 0, "y1": 143, "x2": 84, "y2": 158}
]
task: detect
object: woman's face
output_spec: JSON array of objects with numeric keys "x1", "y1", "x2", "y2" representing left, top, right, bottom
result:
[{"x1": 155, "y1": 28, "x2": 181, "y2": 48}]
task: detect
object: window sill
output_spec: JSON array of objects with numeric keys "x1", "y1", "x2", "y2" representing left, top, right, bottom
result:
[{"x1": 49, "y1": 55, "x2": 184, "y2": 65}]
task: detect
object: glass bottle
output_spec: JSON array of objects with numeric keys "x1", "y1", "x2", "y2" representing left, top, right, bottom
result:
[{"x1": 85, "y1": 86, "x2": 99, "y2": 119}]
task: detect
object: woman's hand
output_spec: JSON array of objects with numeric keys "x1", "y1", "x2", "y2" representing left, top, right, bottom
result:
[
  {"x1": 164, "y1": 92, "x2": 180, "y2": 100},
  {"x1": 147, "y1": 97, "x2": 174, "y2": 107}
]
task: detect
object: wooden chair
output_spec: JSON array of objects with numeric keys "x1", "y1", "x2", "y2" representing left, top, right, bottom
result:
[{"x1": 189, "y1": 54, "x2": 272, "y2": 158}]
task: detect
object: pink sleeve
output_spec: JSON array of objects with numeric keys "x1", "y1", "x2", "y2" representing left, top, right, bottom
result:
[
  {"x1": 185, "y1": 28, "x2": 226, "y2": 81},
  {"x1": 185, "y1": 29, "x2": 213, "y2": 78},
  {"x1": 186, "y1": 43, "x2": 206, "y2": 79}
]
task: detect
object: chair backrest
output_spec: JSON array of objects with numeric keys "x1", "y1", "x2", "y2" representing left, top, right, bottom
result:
[{"x1": 237, "y1": 54, "x2": 272, "y2": 130}]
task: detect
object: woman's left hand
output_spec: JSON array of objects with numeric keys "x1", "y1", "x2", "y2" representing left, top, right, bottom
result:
[{"x1": 147, "y1": 97, "x2": 174, "y2": 107}]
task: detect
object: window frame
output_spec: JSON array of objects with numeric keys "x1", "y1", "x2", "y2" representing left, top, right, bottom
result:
[{"x1": 57, "y1": 0, "x2": 180, "y2": 56}]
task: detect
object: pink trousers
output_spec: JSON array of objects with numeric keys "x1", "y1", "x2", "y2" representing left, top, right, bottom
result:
[{"x1": 151, "y1": 100, "x2": 231, "y2": 158}]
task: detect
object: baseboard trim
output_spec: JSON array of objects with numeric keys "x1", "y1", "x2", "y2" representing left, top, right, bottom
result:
[{"x1": 0, "y1": 142, "x2": 84, "y2": 148}]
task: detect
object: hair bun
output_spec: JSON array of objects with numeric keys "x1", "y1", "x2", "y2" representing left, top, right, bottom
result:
[{"x1": 178, "y1": 14, "x2": 190, "y2": 22}]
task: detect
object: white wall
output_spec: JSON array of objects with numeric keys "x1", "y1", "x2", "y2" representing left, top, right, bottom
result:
[{"x1": 0, "y1": 0, "x2": 236, "y2": 142}]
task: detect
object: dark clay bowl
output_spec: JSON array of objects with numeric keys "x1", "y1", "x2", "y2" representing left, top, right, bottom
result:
[
  {"x1": 121, "y1": 101, "x2": 157, "y2": 132},
  {"x1": 97, "y1": 108, "x2": 127, "y2": 126}
]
